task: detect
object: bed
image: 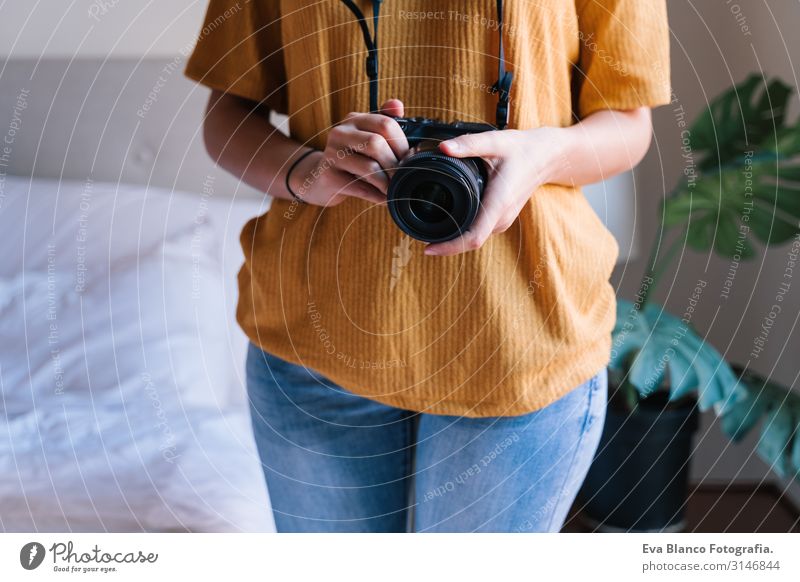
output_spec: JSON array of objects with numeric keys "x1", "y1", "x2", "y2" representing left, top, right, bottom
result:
[
  {"x1": 0, "y1": 175, "x2": 274, "y2": 532},
  {"x1": 0, "y1": 55, "x2": 283, "y2": 532}
]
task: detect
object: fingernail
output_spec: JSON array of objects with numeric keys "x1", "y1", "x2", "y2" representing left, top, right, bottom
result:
[
  {"x1": 442, "y1": 140, "x2": 459, "y2": 153},
  {"x1": 424, "y1": 247, "x2": 439, "y2": 256}
]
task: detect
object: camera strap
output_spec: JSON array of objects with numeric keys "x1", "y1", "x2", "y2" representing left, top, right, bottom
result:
[
  {"x1": 340, "y1": 0, "x2": 382, "y2": 113},
  {"x1": 491, "y1": 0, "x2": 513, "y2": 129},
  {"x1": 339, "y1": 0, "x2": 513, "y2": 129}
]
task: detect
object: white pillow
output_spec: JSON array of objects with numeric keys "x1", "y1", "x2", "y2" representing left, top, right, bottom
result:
[{"x1": 0, "y1": 178, "x2": 236, "y2": 411}]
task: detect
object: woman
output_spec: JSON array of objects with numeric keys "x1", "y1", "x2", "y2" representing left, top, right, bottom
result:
[{"x1": 185, "y1": 0, "x2": 670, "y2": 532}]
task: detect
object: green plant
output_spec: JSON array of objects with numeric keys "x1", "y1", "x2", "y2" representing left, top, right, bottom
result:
[
  {"x1": 610, "y1": 74, "x2": 800, "y2": 480},
  {"x1": 726, "y1": 366, "x2": 800, "y2": 480}
]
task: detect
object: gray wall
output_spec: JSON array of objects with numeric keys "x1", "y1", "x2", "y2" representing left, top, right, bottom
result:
[
  {"x1": 619, "y1": 1, "x2": 800, "y2": 503},
  {"x1": 0, "y1": 1, "x2": 207, "y2": 59}
]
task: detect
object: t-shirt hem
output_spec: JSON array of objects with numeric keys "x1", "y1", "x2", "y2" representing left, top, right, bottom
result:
[{"x1": 246, "y1": 332, "x2": 612, "y2": 419}]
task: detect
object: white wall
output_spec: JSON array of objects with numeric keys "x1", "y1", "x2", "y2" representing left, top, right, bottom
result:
[{"x1": 0, "y1": 0, "x2": 207, "y2": 59}]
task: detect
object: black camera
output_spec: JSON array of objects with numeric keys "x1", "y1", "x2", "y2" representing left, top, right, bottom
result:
[{"x1": 387, "y1": 117, "x2": 495, "y2": 243}]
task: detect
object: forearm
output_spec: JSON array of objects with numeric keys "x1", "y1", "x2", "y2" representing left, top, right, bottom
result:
[
  {"x1": 202, "y1": 90, "x2": 311, "y2": 201},
  {"x1": 542, "y1": 107, "x2": 653, "y2": 187}
]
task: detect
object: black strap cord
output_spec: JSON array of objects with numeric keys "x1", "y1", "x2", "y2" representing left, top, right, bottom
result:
[
  {"x1": 492, "y1": 0, "x2": 513, "y2": 129},
  {"x1": 340, "y1": 0, "x2": 513, "y2": 128},
  {"x1": 340, "y1": 0, "x2": 382, "y2": 113}
]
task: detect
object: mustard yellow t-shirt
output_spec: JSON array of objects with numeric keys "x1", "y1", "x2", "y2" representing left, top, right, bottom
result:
[{"x1": 185, "y1": 0, "x2": 671, "y2": 417}]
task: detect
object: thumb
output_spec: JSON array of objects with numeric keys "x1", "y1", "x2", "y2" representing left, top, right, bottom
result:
[
  {"x1": 379, "y1": 98, "x2": 404, "y2": 117},
  {"x1": 439, "y1": 131, "x2": 500, "y2": 158}
]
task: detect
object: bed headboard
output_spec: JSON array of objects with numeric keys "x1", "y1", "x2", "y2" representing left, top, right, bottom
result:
[
  {"x1": 0, "y1": 58, "x2": 638, "y2": 258},
  {"x1": 0, "y1": 58, "x2": 262, "y2": 198}
]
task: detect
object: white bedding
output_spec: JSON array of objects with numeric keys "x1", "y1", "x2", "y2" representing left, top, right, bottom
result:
[{"x1": 0, "y1": 176, "x2": 275, "y2": 532}]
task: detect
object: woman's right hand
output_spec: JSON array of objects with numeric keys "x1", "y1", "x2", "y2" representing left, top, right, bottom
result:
[{"x1": 288, "y1": 99, "x2": 410, "y2": 207}]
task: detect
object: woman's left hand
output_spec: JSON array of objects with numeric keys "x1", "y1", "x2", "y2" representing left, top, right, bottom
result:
[{"x1": 424, "y1": 127, "x2": 563, "y2": 257}]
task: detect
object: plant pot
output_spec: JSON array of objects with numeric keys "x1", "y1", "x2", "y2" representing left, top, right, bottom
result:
[{"x1": 576, "y1": 382, "x2": 700, "y2": 532}]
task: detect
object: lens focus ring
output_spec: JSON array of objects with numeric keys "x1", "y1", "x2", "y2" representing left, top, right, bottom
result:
[{"x1": 386, "y1": 149, "x2": 485, "y2": 243}]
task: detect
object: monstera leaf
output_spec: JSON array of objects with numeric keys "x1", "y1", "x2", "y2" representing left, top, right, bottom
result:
[
  {"x1": 722, "y1": 366, "x2": 800, "y2": 480},
  {"x1": 609, "y1": 301, "x2": 749, "y2": 413},
  {"x1": 612, "y1": 302, "x2": 800, "y2": 481},
  {"x1": 690, "y1": 74, "x2": 793, "y2": 170},
  {"x1": 662, "y1": 75, "x2": 800, "y2": 259},
  {"x1": 617, "y1": 74, "x2": 800, "y2": 483}
]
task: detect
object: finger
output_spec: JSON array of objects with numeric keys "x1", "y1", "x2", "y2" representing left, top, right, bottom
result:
[
  {"x1": 330, "y1": 126, "x2": 398, "y2": 174},
  {"x1": 439, "y1": 131, "x2": 504, "y2": 159},
  {"x1": 335, "y1": 153, "x2": 390, "y2": 193},
  {"x1": 333, "y1": 171, "x2": 386, "y2": 205},
  {"x1": 378, "y1": 100, "x2": 407, "y2": 163},
  {"x1": 494, "y1": 193, "x2": 529, "y2": 234},
  {"x1": 424, "y1": 183, "x2": 507, "y2": 256},
  {"x1": 344, "y1": 112, "x2": 409, "y2": 159},
  {"x1": 379, "y1": 98, "x2": 404, "y2": 118}
]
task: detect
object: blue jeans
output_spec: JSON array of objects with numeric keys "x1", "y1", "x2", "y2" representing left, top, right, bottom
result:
[{"x1": 245, "y1": 343, "x2": 607, "y2": 532}]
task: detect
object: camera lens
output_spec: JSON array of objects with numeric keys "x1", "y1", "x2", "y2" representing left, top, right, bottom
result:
[
  {"x1": 409, "y1": 182, "x2": 453, "y2": 224},
  {"x1": 387, "y1": 148, "x2": 485, "y2": 243}
]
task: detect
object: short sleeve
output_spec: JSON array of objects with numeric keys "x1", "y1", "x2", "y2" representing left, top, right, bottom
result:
[
  {"x1": 575, "y1": 0, "x2": 671, "y2": 118},
  {"x1": 184, "y1": 0, "x2": 288, "y2": 113}
]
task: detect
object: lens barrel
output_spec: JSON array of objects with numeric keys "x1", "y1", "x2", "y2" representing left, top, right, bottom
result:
[{"x1": 387, "y1": 148, "x2": 485, "y2": 243}]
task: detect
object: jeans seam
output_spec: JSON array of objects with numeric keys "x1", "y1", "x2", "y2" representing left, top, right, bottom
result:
[
  {"x1": 543, "y1": 375, "x2": 597, "y2": 532},
  {"x1": 406, "y1": 413, "x2": 419, "y2": 532}
]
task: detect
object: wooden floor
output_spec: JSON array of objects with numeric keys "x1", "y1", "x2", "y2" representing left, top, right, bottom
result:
[{"x1": 563, "y1": 483, "x2": 800, "y2": 533}]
